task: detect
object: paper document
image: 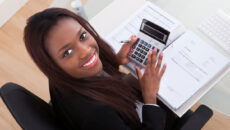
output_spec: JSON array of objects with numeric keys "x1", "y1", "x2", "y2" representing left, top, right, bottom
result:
[{"x1": 159, "y1": 31, "x2": 230, "y2": 110}]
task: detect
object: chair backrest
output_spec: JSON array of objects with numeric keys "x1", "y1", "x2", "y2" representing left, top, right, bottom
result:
[{"x1": 0, "y1": 82, "x2": 63, "y2": 130}]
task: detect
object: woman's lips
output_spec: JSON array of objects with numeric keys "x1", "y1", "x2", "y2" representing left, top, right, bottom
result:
[{"x1": 81, "y1": 52, "x2": 98, "y2": 69}]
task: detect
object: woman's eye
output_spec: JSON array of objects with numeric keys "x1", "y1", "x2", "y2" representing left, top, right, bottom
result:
[
  {"x1": 62, "y1": 49, "x2": 72, "y2": 58},
  {"x1": 80, "y1": 32, "x2": 87, "y2": 41}
]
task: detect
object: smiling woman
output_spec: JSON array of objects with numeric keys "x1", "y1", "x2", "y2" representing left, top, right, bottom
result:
[
  {"x1": 24, "y1": 8, "x2": 142, "y2": 129},
  {"x1": 45, "y1": 17, "x2": 103, "y2": 78},
  {"x1": 23, "y1": 7, "x2": 171, "y2": 130}
]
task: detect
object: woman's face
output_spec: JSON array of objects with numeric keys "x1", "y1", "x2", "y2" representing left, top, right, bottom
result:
[{"x1": 45, "y1": 18, "x2": 103, "y2": 78}]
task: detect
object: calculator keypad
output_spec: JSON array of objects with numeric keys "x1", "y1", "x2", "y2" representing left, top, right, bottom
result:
[{"x1": 128, "y1": 39, "x2": 160, "y2": 67}]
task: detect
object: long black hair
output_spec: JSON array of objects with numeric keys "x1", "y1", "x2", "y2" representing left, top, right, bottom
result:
[{"x1": 24, "y1": 8, "x2": 140, "y2": 127}]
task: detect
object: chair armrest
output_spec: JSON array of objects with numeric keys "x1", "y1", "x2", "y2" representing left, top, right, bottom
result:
[{"x1": 174, "y1": 105, "x2": 213, "y2": 130}]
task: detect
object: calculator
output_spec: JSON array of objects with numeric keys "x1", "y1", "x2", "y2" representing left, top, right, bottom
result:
[{"x1": 128, "y1": 19, "x2": 170, "y2": 68}]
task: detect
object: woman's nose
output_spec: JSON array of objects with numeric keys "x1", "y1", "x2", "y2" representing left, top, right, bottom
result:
[{"x1": 78, "y1": 44, "x2": 91, "y2": 59}]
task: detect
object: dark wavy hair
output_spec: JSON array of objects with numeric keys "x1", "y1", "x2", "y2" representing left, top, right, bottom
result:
[{"x1": 24, "y1": 8, "x2": 140, "y2": 127}]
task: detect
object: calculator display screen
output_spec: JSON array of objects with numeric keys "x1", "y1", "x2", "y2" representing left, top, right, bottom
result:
[
  {"x1": 140, "y1": 19, "x2": 170, "y2": 44},
  {"x1": 143, "y1": 25, "x2": 165, "y2": 41}
]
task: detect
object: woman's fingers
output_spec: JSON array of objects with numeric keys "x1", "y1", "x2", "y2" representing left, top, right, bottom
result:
[
  {"x1": 145, "y1": 50, "x2": 153, "y2": 71},
  {"x1": 151, "y1": 48, "x2": 157, "y2": 70},
  {"x1": 159, "y1": 64, "x2": 167, "y2": 78},
  {"x1": 127, "y1": 35, "x2": 138, "y2": 46},
  {"x1": 156, "y1": 53, "x2": 163, "y2": 73},
  {"x1": 135, "y1": 66, "x2": 143, "y2": 80},
  {"x1": 121, "y1": 35, "x2": 137, "y2": 51}
]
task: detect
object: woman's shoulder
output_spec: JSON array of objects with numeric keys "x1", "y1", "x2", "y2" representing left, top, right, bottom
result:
[
  {"x1": 57, "y1": 92, "x2": 130, "y2": 130},
  {"x1": 49, "y1": 85, "x2": 120, "y2": 128},
  {"x1": 50, "y1": 84, "x2": 107, "y2": 112}
]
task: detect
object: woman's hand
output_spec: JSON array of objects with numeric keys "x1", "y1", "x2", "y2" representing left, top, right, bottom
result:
[
  {"x1": 116, "y1": 35, "x2": 138, "y2": 65},
  {"x1": 135, "y1": 48, "x2": 167, "y2": 104}
]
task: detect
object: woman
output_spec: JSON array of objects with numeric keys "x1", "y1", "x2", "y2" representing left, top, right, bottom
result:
[{"x1": 24, "y1": 8, "x2": 174, "y2": 130}]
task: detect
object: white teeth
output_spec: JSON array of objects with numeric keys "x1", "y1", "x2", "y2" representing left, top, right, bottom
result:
[{"x1": 83, "y1": 54, "x2": 96, "y2": 67}]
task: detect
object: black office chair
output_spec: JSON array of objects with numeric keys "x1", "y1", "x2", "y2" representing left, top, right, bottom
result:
[
  {"x1": 0, "y1": 82, "x2": 63, "y2": 130},
  {"x1": 0, "y1": 82, "x2": 213, "y2": 130}
]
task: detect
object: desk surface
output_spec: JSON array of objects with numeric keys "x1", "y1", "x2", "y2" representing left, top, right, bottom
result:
[{"x1": 86, "y1": 0, "x2": 230, "y2": 117}]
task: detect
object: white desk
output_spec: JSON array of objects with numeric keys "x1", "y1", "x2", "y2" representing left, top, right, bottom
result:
[{"x1": 88, "y1": 0, "x2": 230, "y2": 117}]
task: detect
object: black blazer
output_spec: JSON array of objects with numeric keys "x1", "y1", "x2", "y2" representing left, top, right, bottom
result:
[{"x1": 49, "y1": 84, "x2": 167, "y2": 130}]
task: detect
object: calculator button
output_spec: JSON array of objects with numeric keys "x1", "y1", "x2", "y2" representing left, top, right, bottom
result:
[
  {"x1": 140, "y1": 40, "x2": 145, "y2": 44},
  {"x1": 141, "y1": 50, "x2": 146, "y2": 55},
  {"x1": 141, "y1": 51, "x2": 145, "y2": 55},
  {"x1": 144, "y1": 42, "x2": 148, "y2": 46},
  {"x1": 136, "y1": 57, "x2": 142, "y2": 63},
  {"x1": 137, "y1": 53, "x2": 141, "y2": 57},
  {"x1": 132, "y1": 44, "x2": 137, "y2": 49},
  {"x1": 131, "y1": 54, "x2": 136, "y2": 58},
  {"x1": 147, "y1": 44, "x2": 152, "y2": 48},
  {"x1": 145, "y1": 48, "x2": 149, "y2": 51},
  {"x1": 136, "y1": 47, "x2": 140, "y2": 52},
  {"x1": 140, "y1": 49, "x2": 143, "y2": 53},
  {"x1": 142, "y1": 46, "x2": 145, "y2": 49},
  {"x1": 141, "y1": 55, "x2": 145, "y2": 59},
  {"x1": 138, "y1": 44, "x2": 142, "y2": 48},
  {"x1": 139, "y1": 59, "x2": 143, "y2": 63},
  {"x1": 134, "y1": 51, "x2": 138, "y2": 55}
]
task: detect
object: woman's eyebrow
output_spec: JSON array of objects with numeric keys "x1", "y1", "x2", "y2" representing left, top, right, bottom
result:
[
  {"x1": 58, "y1": 27, "x2": 83, "y2": 53},
  {"x1": 58, "y1": 43, "x2": 70, "y2": 53},
  {"x1": 77, "y1": 27, "x2": 83, "y2": 36}
]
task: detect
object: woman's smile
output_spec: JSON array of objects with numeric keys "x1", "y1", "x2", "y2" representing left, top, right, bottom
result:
[{"x1": 81, "y1": 51, "x2": 98, "y2": 69}]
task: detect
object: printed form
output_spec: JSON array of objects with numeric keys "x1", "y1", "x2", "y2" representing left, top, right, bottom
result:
[{"x1": 159, "y1": 31, "x2": 230, "y2": 110}]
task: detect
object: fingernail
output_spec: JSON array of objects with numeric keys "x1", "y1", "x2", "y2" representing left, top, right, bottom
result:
[
  {"x1": 133, "y1": 36, "x2": 138, "y2": 40},
  {"x1": 149, "y1": 50, "x2": 153, "y2": 54},
  {"x1": 153, "y1": 48, "x2": 157, "y2": 52},
  {"x1": 160, "y1": 53, "x2": 163, "y2": 57}
]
